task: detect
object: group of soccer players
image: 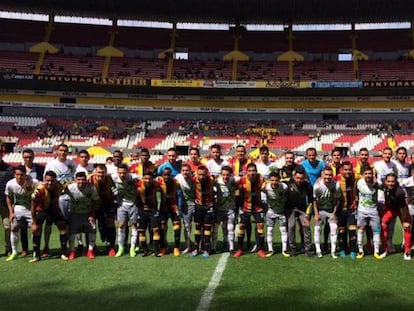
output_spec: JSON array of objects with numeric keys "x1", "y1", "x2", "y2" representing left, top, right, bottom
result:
[{"x1": 1, "y1": 141, "x2": 414, "y2": 262}]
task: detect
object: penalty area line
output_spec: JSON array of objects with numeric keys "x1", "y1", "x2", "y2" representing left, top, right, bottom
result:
[{"x1": 196, "y1": 252, "x2": 229, "y2": 311}]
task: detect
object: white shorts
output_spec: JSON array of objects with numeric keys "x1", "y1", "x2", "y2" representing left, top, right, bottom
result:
[
  {"x1": 11, "y1": 205, "x2": 32, "y2": 230},
  {"x1": 266, "y1": 208, "x2": 287, "y2": 227}
]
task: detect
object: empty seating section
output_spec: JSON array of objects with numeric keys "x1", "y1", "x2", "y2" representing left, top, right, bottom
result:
[{"x1": 0, "y1": 18, "x2": 413, "y2": 81}]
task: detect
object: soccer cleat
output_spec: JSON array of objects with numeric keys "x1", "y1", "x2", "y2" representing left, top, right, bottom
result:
[
  {"x1": 202, "y1": 251, "x2": 210, "y2": 259},
  {"x1": 356, "y1": 252, "x2": 364, "y2": 259},
  {"x1": 129, "y1": 248, "x2": 136, "y2": 257},
  {"x1": 380, "y1": 251, "x2": 388, "y2": 259},
  {"x1": 20, "y1": 251, "x2": 28, "y2": 258},
  {"x1": 290, "y1": 249, "x2": 297, "y2": 257},
  {"x1": 135, "y1": 245, "x2": 140, "y2": 252},
  {"x1": 87, "y1": 250, "x2": 96, "y2": 259},
  {"x1": 350, "y1": 252, "x2": 357, "y2": 260},
  {"x1": 233, "y1": 249, "x2": 243, "y2": 258},
  {"x1": 250, "y1": 244, "x2": 258, "y2": 253},
  {"x1": 141, "y1": 249, "x2": 151, "y2": 257},
  {"x1": 316, "y1": 252, "x2": 323, "y2": 258},
  {"x1": 181, "y1": 248, "x2": 190, "y2": 255},
  {"x1": 257, "y1": 250, "x2": 266, "y2": 258},
  {"x1": 61, "y1": 254, "x2": 69, "y2": 261},
  {"x1": 159, "y1": 248, "x2": 167, "y2": 255},
  {"x1": 115, "y1": 247, "x2": 124, "y2": 257},
  {"x1": 282, "y1": 251, "x2": 290, "y2": 258},
  {"x1": 29, "y1": 257, "x2": 41, "y2": 264},
  {"x1": 374, "y1": 253, "x2": 383, "y2": 260},
  {"x1": 266, "y1": 251, "x2": 274, "y2": 257},
  {"x1": 173, "y1": 248, "x2": 180, "y2": 257},
  {"x1": 108, "y1": 248, "x2": 116, "y2": 257},
  {"x1": 331, "y1": 253, "x2": 338, "y2": 259},
  {"x1": 154, "y1": 252, "x2": 164, "y2": 258},
  {"x1": 41, "y1": 247, "x2": 50, "y2": 258},
  {"x1": 404, "y1": 253, "x2": 411, "y2": 261},
  {"x1": 68, "y1": 251, "x2": 76, "y2": 260},
  {"x1": 6, "y1": 253, "x2": 17, "y2": 262},
  {"x1": 189, "y1": 250, "x2": 199, "y2": 258},
  {"x1": 339, "y1": 250, "x2": 346, "y2": 258}
]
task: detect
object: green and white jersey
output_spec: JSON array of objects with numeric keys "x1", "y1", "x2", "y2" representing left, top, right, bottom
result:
[
  {"x1": 65, "y1": 182, "x2": 99, "y2": 214},
  {"x1": 263, "y1": 182, "x2": 288, "y2": 214},
  {"x1": 313, "y1": 178, "x2": 341, "y2": 212},
  {"x1": 214, "y1": 176, "x2": 237, "y2": 211},
  {"x1": 112, "y1": 173, "x2": 139, "y2": 207},
  {"x1": 356, "y1": 178, "x2": 378, "y2": 210},
  {"x1": 175, "y1": 174, "x2": 195, "y2": 207}
]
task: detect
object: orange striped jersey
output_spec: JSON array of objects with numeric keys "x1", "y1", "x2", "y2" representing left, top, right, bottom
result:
[
  {"x1": 237, "y1": 174, "x2": 265, "y2": 212},
  {"x1": 230, "y1": 157, "x2": 251, "y2": 177},
  {"x1": 157, "y1": 176, "x2": 178, "y2": 212},
  {"x1": 129, "y1": 161, "x2": 156, "y2": 176},
  {"x1": 136, "y1": 179, "x2": 162, "y2": 211},
  {"x1": 88, "y1": 174, "x2": 115, "y2": 206},
  {"x1": 193, "y1": 174, "x2": 215, "y2": 207},
  {"x1": 31, "y1": 182, "x2": 62, "y2": 212}
]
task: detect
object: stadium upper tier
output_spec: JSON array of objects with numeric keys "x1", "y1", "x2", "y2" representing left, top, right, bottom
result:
[
  {"x1": 2, "y1": 50, "x2": 414, "y2": 82},
  {"x1": 0, "y1": 19, "x2": 413, "y2": 82}
]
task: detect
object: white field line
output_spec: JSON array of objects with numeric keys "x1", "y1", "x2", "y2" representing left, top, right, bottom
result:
[{"x1": 196, "y1": 252, "x2": 230, "y2": 311}]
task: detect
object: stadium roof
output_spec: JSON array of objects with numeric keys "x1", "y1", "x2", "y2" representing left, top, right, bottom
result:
[{"x1": 1, "y1": 0, "x2": 414, "y2": 25}]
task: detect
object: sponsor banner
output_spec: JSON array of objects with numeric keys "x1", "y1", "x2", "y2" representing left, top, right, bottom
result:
[
  {"x1": 0, "y1": 73, "x2": 148, "y2": 86},
  {"x1": 311, "y1": 81, "x2": 363, "y2": 88},
  {"x1": 363, "y1": 80, "x2": 414, "y2": 88},
  {"x1": 210, "y1": 81, "x2": 257, "y2": 88},
  {"x1": 256, "y1": 80, "x2": 306, "y2": 88},
  {"x1": 2, "y1": 73, "x2": 34, "y2": 80},
  {"x1": 151, "y1": 79, "x2": 202, "y2": 87},
  {"x1": 1, "y1": 100, "x2": 413, "y2": 114}
]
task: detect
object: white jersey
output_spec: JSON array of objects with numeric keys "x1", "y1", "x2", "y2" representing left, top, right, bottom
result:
[
  {"x1": 356, "y1": 178, "x2": 379, "y2": 210},
  {"x1": 44, "y1": 158, "x2": 76, "y2": 185},
  {"x1": 255, "y1": 161, "x2": 278, "y2": 179},
  {"x1": 373, "y1": 160, "x2": 397, "y2": 185},
  {"x1": 206, "y1": 159, "x2": 229, "y2": 177},
  {"x1": 400, "y1": 176, "x2": 414, "y2": 206},
  {"x1": 75, "y1": 163, "x2": 95, "y2": 175},
  {"x1": 65, "y1": 182, "x2": 99, "y2": 214},
  {"x1": 313, "y1": 178, "x2": 341, "y2": 212},
  {"x1": 5, "y1": 177, "x2": 38, "y2": 209},
  {"x1": 393, "y1": 160, "x2": 410, "y2": 184}
]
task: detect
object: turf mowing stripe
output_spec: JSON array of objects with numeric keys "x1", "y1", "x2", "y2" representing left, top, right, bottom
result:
[{"x1": 196, "y1": 252, "x2": 229, "y2": 311}]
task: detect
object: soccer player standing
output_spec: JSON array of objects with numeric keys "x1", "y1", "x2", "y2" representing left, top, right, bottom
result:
[
  {"x1": 355, "y1": 167, "x2": 382, "y2": 260},
  {"x1": 60, "y1": 171, "x2": 99, "y2": 260},
  {"x1": 233, "y1": 163, "x2": 266, "y2": 258},
  {"x1": 379, "y1": 173, "x2": 412, "y2": 260},
  {"x1": 313, "y1": 167, "x2": 341, "y2": 258},
  {"x1": 262, "y1": 172, "x2": 289, "y2": 257},
  {"x1": 112, "y1": 164, "x2": 140, "y2": 257},
  {"x1": 31, "y1": 171, "x2": 68, "y2": 262},
  {"x1": 136, "y1": 171, "x2": 163, "y2": 257},
  {"x1": 5, "y1": 165, "x2": 38, "y2": 261},
  {"x1": 337, "y1": 161, "x2": 358, "y2": 259}
]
